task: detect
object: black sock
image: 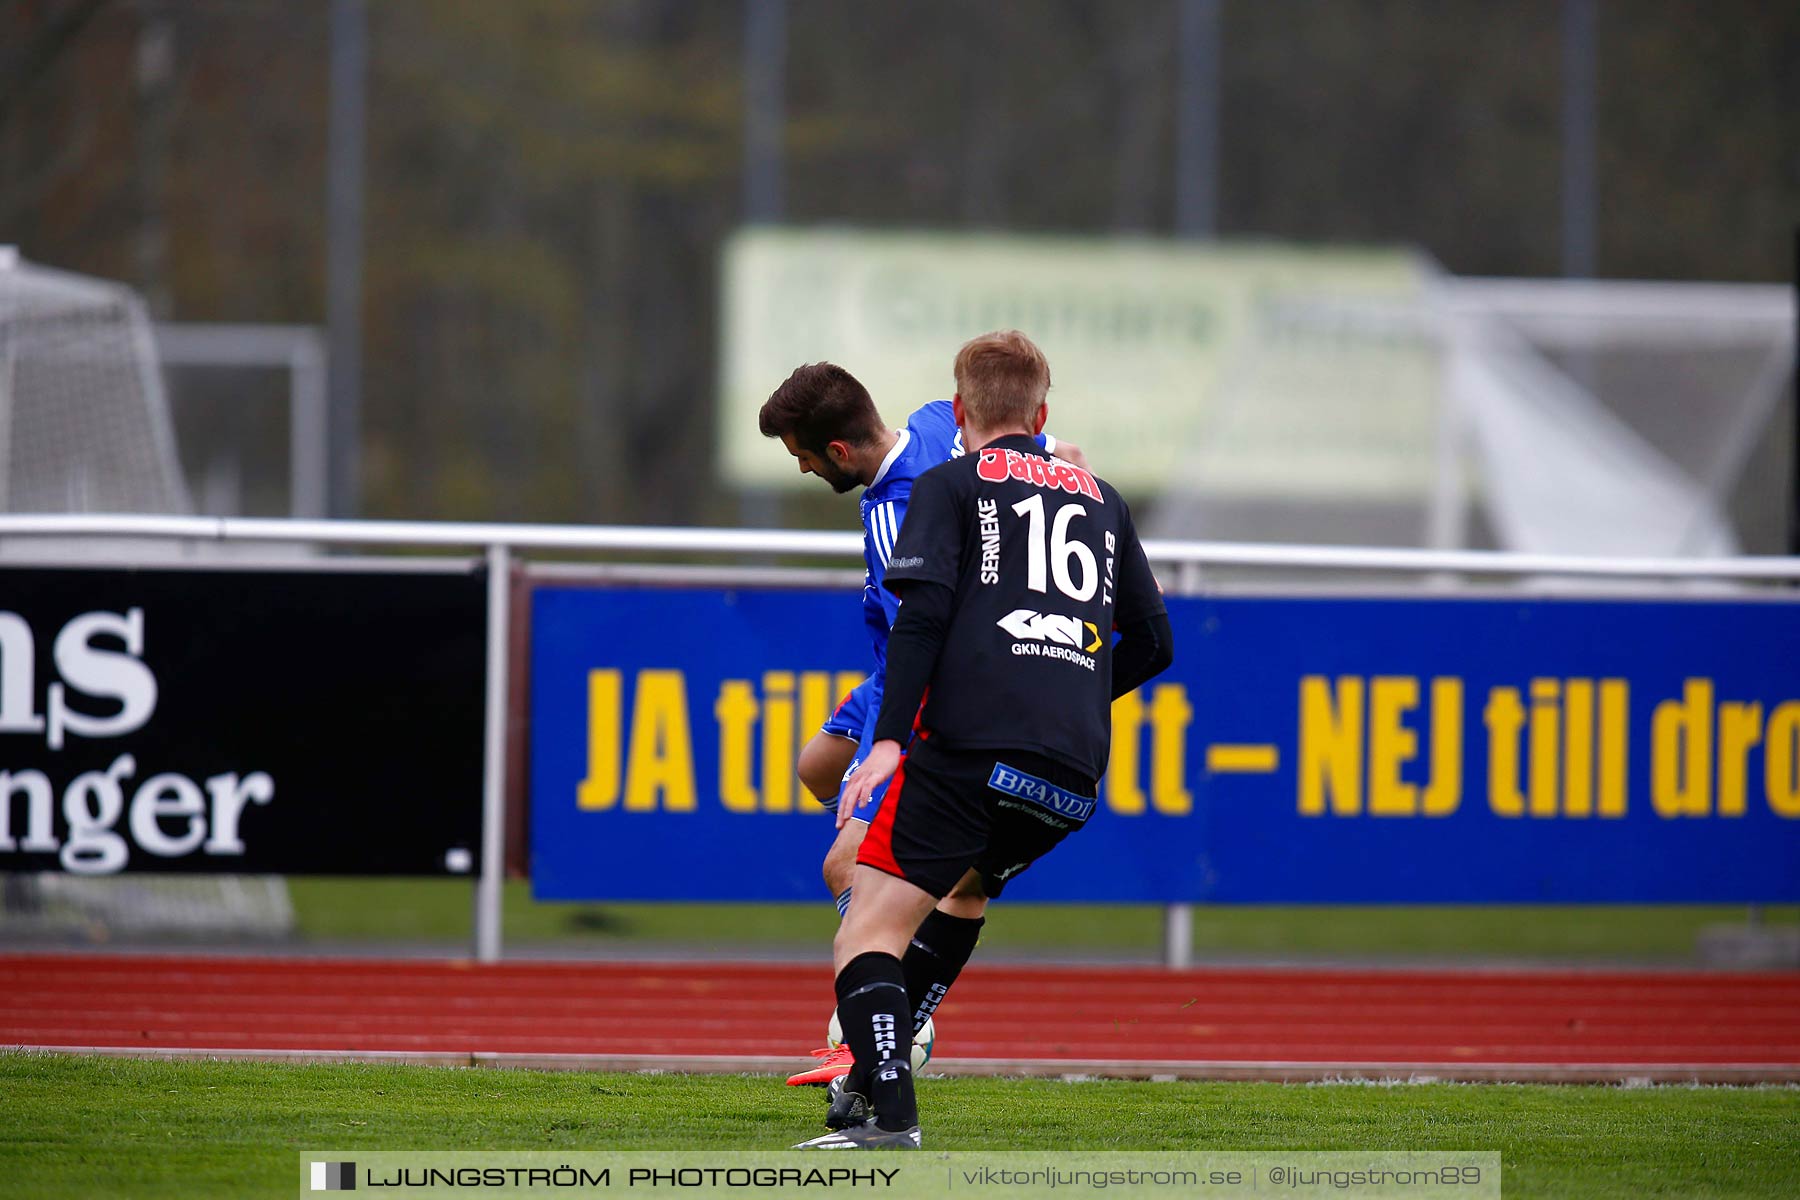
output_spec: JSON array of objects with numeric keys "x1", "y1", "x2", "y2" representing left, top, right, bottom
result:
[
  {"x1": 902, "y1": 910, "x2": 984, "y2": 1034},
  {"x1": 834, "y1": 951, "x2": 916, "y2": 1130}
]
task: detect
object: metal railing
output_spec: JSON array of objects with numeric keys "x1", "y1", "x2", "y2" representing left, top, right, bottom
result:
[
  {"x1": 9, "y1": 513, "x2": 1800, "y2": 579},
  {"x1": 6, "y1": 512, "x2": 1800, "y2": 966}
]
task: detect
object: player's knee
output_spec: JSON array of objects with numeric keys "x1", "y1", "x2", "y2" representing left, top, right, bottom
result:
[
  {"x1": 938, "y1": 895, "x2": 987, "y2": 920},
  {"x1": 939, "y1": 871, "x2": 989, "y2": 920},
  {"x1": 832, "y1": 901, "x2": 884, "y2": 965},
  {"x1": 797, "y1": 757, "x2": 837, "y2": 803},
  {"x1": 821, "y1": 835, "x2": 860, "y2": 895},
  {"x1": 830, "y1": 915, "x2": 858, "y2": 965},
  {"x1": 798, "y1": 735, "x2": 852, "y2": 802}
]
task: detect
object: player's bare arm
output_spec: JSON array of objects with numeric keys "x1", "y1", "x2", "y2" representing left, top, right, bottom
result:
[{"x1": 1048, "y1": 437, "x2": 1088, "y2": 471}]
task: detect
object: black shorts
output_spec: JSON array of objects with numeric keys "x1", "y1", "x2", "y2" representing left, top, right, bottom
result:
[{"x1": 855, "y1": 735, "x2": 1096, "y2": 900}]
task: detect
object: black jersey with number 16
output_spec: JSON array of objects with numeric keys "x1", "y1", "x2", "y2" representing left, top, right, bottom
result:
[{"x1": 879, "y1": 434, "x2": 1165, "y2": 779}]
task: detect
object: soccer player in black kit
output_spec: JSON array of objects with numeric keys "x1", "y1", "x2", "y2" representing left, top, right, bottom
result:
[{"x1": 793, "y1": 330, "x2": 1173, "y2": 1150}]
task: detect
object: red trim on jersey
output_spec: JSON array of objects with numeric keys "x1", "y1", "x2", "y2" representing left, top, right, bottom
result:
[
  {"x1": 912, "y1": 689, "x2": 931, "y2": 736},
  {"x1": 856, "y1": 756, "x2": 908, "y2": 879}
]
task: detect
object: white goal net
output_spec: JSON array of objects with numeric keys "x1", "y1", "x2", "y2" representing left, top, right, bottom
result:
[
  {"x1": 0, "y1": 250, "x2": 192, "y2": 515},
  {"x1": 1150, "y1": 270, "x2": 1794, "y2": 563},
  {"x1": 0, "y1": 250, "x2": 295, "y2": 942},
  {"x1": 1, "y1": 873, "x2": 295, "y2": 943}
]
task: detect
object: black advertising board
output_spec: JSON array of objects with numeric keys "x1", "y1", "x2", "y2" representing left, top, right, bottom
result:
[{"x1": 0, "y1": 564, "x2": 486, "y2": 876}]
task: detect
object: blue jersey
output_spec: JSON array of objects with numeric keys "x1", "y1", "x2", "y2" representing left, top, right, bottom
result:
[{"x1": 824, "y1": 402, "x2": 1054, "y2": 814}]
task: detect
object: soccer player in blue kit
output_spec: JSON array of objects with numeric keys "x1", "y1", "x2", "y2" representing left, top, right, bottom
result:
[{"x1": 758, "y1": 362, "x2": 1086, "y2": 1088}]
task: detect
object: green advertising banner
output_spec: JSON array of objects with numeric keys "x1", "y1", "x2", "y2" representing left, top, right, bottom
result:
[{"x1": 720, "y1": 229, "x2": 1439, "y2": 497}]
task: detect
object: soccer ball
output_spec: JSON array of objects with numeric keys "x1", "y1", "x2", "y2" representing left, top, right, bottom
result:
[{"x1": 827, "y1": 1009, "x2": 935, "y2": 1072}]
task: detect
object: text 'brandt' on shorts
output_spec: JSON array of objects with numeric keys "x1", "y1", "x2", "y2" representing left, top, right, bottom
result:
[{"x1": 855, "y1": 736, "x2": 1095, "y2": 899}]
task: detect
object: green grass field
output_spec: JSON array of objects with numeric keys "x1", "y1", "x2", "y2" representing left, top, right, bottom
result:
[
  {"x1": 285, "y1": 879, "x2": 1800, "y2": 961},
  {"x1": 3, "y1": 1053, "x2": 1794, "y2": 1199}
]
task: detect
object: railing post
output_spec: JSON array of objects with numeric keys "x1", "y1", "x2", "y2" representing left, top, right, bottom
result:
[
  {"x1": 1163, "y1": 903, "x2": 1193, "y2": 969},
  {"x1": 474, "y1": 542, "x2": 510, "y2": 963},
  {"x1": 1169, "y1": 558, "x2": 1202, "y2": 968}
]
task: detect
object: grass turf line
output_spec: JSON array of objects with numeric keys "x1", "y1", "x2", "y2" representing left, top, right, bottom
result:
[
  {"x1": 2, "y1": 1053, "x2": 1794, "y2": 1200},
  {"x1": 286, "y1": 879, "x2": 1800, "y2": 960}
]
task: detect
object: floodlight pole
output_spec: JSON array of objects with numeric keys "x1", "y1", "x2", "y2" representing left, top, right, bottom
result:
[
  {"x1": 739, "y1": 0, "x2": 787, "y2": 534},
  {"x1": 1790, "y1": 224, "x2": 1799, "y2": 558},
  {"x1": 742, "y1": 0, "x2": 785, "y2": 222},
  {"x1": 327, "y1": 0, "x2": 366, "y2": 519},
  {"x1": 1174, "y1": 0, "x2": 1221, "y2": 239},
  {"x1": 1561, "y1": 0, "x2": 1598, "y2": 279},
  {"x1": 1771, "y1": 224, "x2": 1800, "y2": 936}
]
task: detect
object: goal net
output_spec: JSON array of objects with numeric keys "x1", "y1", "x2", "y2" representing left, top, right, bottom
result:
[
  {"x1": 0, "y1": 873, "x2": 295, "y2": 944},
  {"x1": 1150, "y1": 270, "x2": 1793, "y2": 567},
  {"x1": 0, "y1": 250, "x2": 295, "y2": 942},
  {"x1": 0, "y1": 250, "x2": 192, "y2": 515}
]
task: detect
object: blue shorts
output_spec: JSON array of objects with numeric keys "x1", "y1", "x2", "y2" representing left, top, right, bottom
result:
[
  {"x1": 819, "y1": 678, "x2": 873, "y2": 742},
  {"x1": 816, "y1": 678, "x2": 894, "y2": 822}
]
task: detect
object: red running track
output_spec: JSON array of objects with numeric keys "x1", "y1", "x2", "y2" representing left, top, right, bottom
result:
[{"x1": 4, "y1": 954, "x2": 1797, "y2": 1083}]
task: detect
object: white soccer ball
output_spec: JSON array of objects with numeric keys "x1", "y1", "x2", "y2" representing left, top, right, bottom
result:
[{"x1": 827, "y1": 1009, "x2": 935, "y2": 1072}]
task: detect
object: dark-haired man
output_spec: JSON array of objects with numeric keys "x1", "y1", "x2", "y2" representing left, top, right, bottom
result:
[
  {"x1": 758, "y1": 363, "x2": 1085, "y2": 1089},
  {"x1": 792, "y1": 331, "x2": 1171, "y2": 1149}
]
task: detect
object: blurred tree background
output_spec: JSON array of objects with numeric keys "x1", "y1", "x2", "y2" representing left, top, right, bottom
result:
[{"x1": 2, "y1": 0, "x2": 1795, "y2": 525}]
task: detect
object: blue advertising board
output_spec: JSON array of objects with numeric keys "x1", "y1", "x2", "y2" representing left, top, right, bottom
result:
[{"x1": 529, "y1": 587, "x2": 1800, "y2": 903}]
